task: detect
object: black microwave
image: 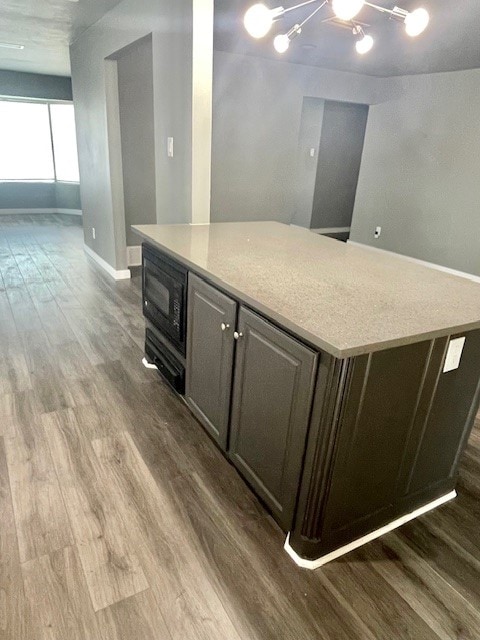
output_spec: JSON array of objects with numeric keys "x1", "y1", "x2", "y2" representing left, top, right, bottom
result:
[{"x1": 142, "y1": 244, "x2": 188, "y2": 356}]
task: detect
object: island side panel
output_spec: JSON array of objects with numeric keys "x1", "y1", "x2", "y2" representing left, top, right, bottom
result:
[{"x1": 291, "y1": 330, "x2": 480, "y2": 561}]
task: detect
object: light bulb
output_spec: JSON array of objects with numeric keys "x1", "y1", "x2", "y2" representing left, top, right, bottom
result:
[
  {"x1": 331, "y1": 0, "x2": 365, "y2": 21},
  {"x1": 404, "y1": 8, "x2": 429, "y2": 37},
  {"x1": 355, "y1": 34, "x2": 373, "y2": 54},
  {"x1": 274, "y1": 33, "x2": 290, "y2": 53},
  {"x1": 244, "y1": 4, "x2": 277, "y2": 39}
]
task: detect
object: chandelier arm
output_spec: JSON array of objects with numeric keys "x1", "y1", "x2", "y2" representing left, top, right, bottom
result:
[
  {"x1": 364, "y1": 2, "x2": 408, "y2": 18},
  {"x1": 296, "y1": 0, "x2": 329, "y2": 29},
  {"x1": 282, "y1": 0, "x2": 326, "y2": 16}
]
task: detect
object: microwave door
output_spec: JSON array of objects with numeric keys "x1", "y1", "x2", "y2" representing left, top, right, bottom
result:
[
  {"x1": 145, "y1": 267, "x2": 171, "y2": 317},
  {"x1": 143, "y1": 258, "x2": 186, "y2": 353}
]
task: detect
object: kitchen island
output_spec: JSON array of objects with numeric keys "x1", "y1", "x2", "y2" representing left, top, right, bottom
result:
[{"x1": 133, "y1": 221, "x2": 480, "y2": 568}]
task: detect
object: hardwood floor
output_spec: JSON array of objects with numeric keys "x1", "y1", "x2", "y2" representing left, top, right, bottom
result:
[{"x1": 0, "y1": 213, "x2": 479, "y2": 639}]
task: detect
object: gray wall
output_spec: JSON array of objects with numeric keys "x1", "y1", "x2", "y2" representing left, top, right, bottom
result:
[
  {"x1": 291, "y1": 98, "x2": 325, "y2": 229},
  {"x1": 211, "y1": 51, "x2": 387, "y2": 225},
  {"x1": 70, "y1": 0, "x2": 213, "y2": 271},
  {"x1": 55, "y1": 183, "x2": 82, "y2": 210},
  {"x1": 0, "y1": 70, "x2": 72, "y2": 101},
  {"x1": 350, "y1": 68, "x2": 480, "y2": 277},
  {"x1": 117, "y1": 36, "x2": 156, "y2": 247},
  {"x1": 0, "y1": 182, "x2": 56, "y2": 209},
  {"x1": 0, "y1": 182, "x2": 80, "y2": 211}
]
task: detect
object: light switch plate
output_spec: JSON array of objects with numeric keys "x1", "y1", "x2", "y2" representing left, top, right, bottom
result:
[
  {"x1": 167, "y1": 137, "x2": 174, "y2": 157},
  {"x1": 443, "y1": 337, "x2": 466, "y2": 373}
]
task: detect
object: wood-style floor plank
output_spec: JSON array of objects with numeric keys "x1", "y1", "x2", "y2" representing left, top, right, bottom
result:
[
  {"x1": 96, "y1": 590, "x2": 173, "y2": 640},
  {"x1": 4, "y1": 393, "x2": 74, "y2": 563},
  {"x1": 22, "y1": 545, "x2": 103, "y2": 640},
  {"x1": 92, "y1": 431, "x2": 244, "y2": 640},
  {"x1": 396, "y1": 516, "x2": 480, "y2": 610},
  {"x1": 0, "y1": 215, "x2": 478, "y2": 639},
  {"x1": 0, "y1": 337, "x2": 31, "y2": 397},
  {"x1": 42, "y1": 409, "x2": 149, "y2": 612},
  {"x1": 21, "y1": 330, "x2": 78, "y2": 414},
  {"x1": 168, "y1": 471, "x2": 376, "y2": 640},
  {"x1": 0, "y1": 436, "x2": 32, "y2": 640},
  {"x1": 320, "y1": 558, "x2": 441, "y2": 639},
  {"x1": 360, "y1": 533, "x2": 480, "y2": 640}
]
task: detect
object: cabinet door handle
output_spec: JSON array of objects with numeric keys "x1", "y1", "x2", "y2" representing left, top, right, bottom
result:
[
  {"x1": 234, "y1": 331, "x2": 243, "y2": 340},
  {"x1": 221, "y1": 323, "x2": 230, "y2": 332}
]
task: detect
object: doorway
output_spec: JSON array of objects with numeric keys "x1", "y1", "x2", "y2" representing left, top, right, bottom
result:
[
  {"x1": 311, "y1": 100, "x2": 368, "y2": 241},
  {"x1": 117, "y1": 34, "x2": 156, "y2": 266},
  {"x1": 293, "y1": 98, "x2": 368, "y2": 242}
]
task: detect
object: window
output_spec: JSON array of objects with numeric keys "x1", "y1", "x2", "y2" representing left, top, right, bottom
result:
[
  {"x1": 0, "y1": 101, "x2": 55, "y2": 181},
  {"x1": 50, "y1": 104, "x2": 80, "y2": 182},
  {"x1": 0, "y1": 100, "x2": 80, "y2": 183}
]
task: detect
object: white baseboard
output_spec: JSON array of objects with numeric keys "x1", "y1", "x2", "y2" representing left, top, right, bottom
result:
[
  {"x1": 142, "y1": 357, "x2": 158, "y2": 370},
  {"x1": 284, "y1": 490, "x2": 456, "y2": 570},
  {"x1": 347, "y1": 240, "x2": 480, "y2": 284},
  {"x1": 127, "y1": 245, "x2": 142, "y2": 267},
  {"x1": 312, "y1": 227, "x2": 351, "y2": 234},
  {"x1": 84, "y1": 244, "x2": 131, "y2": 281},
  {"x1": 0, "y1": 208, "x2": 82, "y2": 216},
  {"x1": 56, "y1": 208, "x2": 82, "y2": 216},
  {"x1": 0, "y1": 208, "x2": 54, "y2": 215}
]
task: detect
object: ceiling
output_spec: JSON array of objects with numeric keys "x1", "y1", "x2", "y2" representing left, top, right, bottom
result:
[
  {"x1": 1, "y1": 1, "x2": 479, "y2": 78},
  {"x1": 214, "y1": 0, "x2": 480, "y2": 77},
  {"x1": 0, "y1": 0, "x2": 123, "y2": 77}
]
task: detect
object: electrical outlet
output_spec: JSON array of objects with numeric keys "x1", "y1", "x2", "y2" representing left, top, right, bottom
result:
[
  {"x1": 309, "y1": 147, "x2": 315, "y2": 157},
  {"x1": 92, "y1": 227, "x2": 96, "y2": 240},
  {"x1": 374, "y1": 226, "x2": 382, "y2": 239},
  {"x1": 167, "y1": 137, "x2": 174, "y2": 158}
]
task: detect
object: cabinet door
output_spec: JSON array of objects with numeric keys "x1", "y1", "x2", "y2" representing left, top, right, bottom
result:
[
  {"x1": 229, "y1": 308, "x2": 317, "y2": 530},
  {"x1": 186, "y1": 274, "x2": 237, "y2": 449}
]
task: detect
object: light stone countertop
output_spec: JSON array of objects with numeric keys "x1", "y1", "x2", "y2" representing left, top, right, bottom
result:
[{"x1": 133, "y1": 221, "x2": 480, "y2": 358}]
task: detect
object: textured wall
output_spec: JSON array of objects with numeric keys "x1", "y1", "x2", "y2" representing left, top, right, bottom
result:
[
  {"x1": 0, "y1": 182, "x2": 55, "y2": 209},
  {"x1": 117, "y1": 35, "x2": 156, "y2": 247},
  {"x1": 55, "y1": 183, "x2": 82, "y2": 210},
  {"x1": 211, "y1": 51, "x2": 386, "y2": 225},
  {"x1": 0, "y1": 182, "x2": 80, "y2": 211},
  {"x1": 0, "y1": 70, "x2": 72, "y2": 100},
  {"x1": 71, "y1": 0, "x2": 213, "y2": 271},
  {"x1": 350, "y1": 68, "x2": 480, "y2": 276}
]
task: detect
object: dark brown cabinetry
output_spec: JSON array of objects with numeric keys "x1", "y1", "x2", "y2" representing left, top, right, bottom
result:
[
  {"x1": 229, "y1": 308, "x2": 317, "y2": 530},
  {"x1": 186, "y1": 276, "x2": 317, "y2": 530},
  {"x1": 291, "y1": 332, "x2": 480, "y2": 560},
  {"x1": 186, "y1": 274, "x2": 237, "y2": 448},
  {"x1": 142, "y1": 240, "x2": 480, "y2": 566}
]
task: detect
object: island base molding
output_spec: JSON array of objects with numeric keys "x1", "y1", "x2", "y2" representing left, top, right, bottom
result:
[{"x1": 285, "y1": 490, "x2": 457, "y2": 570}]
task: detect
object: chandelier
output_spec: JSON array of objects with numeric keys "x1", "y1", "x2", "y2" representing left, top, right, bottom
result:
[{"x1": 243, "y1": 1, "x2": 430, "y2": 55}]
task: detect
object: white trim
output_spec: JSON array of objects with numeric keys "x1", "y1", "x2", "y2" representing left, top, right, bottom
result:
[
  {"x1": 0, "y1": 208, "x2": 82, "y2": 216},
  {"x1": 56, "y1": 208, "x2": 82, "y2": 216},
  {"x1": 311, "y1": 227, "x2": 351, "y2": 234},
  {"x1": 191, "y1": 0, "x2": 213, "y2": 224},
  {"x1": 284, "y1": 490, "x2": 456, "y2": 570},
  {"x1": 0, "y1": 208, "x2": 54, "y2": 215},
  {"x1": 84, "y1": 244, "x2": 131, "y2": 280},
  {"x1": 348, "y1": 241, "x2": 480, "y2": 285},
  {"x1": 142, "y1": 357, "x2": 158, "y2": 370}
]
